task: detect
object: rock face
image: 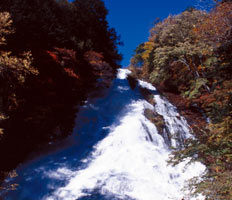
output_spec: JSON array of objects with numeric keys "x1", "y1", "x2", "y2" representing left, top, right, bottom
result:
[
  {"x1": 144, "y1": 109, "x2": 165, "y2": 136},
  {"x1": 140, "y1": 87, "x2": 156, "y2": 106},
  {"x1": 127, "y1": 74, "x2": 138, "y2": 90}
]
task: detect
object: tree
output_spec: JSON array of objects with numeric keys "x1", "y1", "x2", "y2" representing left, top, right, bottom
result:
[
  {"x1": 0, "y1": 12, "x2": 38, "y2": 132},
  {"x1": 131, "y1": 2, "x2": 232, "y2": 199}
]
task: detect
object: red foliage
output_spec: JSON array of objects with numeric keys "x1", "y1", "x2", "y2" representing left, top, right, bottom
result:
[
  {"x1": 46, "y1": 48, "x2": 77, "y2": 65},
  {"x1": 84, "y1": 51, "x2": 112, "y2": 77},
  {"x1": 194, "y1": 1, "x2": 232, "y2": 46},
  {"x1": 64, "y1": 68, "x2": 79, "y2": 79},
  {"x1": 84, "y1": 51, "x2": 104, "y2": 63},
  {"x1": 46, "y1": 47, "x2": 80, "y2": 80},
  {"x1": 46, "y1": 51, "x2": 59, "y2": 63}
]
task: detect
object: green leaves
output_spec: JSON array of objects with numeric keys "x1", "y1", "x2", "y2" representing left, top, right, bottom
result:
[
  {"x1": 130, "y1": 2, "x2": 232, "y2": 199},
  {"x1": 184, "y1": 78, "x2": 208, "y2": 99}
]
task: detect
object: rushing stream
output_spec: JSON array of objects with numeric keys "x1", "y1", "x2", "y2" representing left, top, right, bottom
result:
[{"x1": 1, "y1": 69, "x2": 205, "y2": 200}]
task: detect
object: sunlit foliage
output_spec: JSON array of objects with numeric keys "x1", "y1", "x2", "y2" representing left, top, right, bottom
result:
[
  {"x1": 0, "y1": 12, "x2": 38, "y2": 127},
  {"x1": 130, "y1": 1, "x2": 232, "y2": 199}
]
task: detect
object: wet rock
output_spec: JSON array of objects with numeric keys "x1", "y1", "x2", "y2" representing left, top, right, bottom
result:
[
  {"x1": 127, "y1": 74, "x2": 138, "y2": 90},
  {"x1": 155, "y1": 89, "x2": 207, "y2": 137},
  {"x1": 144, "y1": 109, "x2": 165, "y2": 135},
  {"x1": 140, "y1": 88, "x2": 156, "y2": 106}
]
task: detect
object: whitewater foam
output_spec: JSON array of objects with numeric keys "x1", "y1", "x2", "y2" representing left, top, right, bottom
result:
[{"x1": 45, "y1": 69, "x2": 205, "y2": 200}]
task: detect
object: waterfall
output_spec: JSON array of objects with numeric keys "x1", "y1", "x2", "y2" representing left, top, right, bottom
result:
[
  {"x1": 45, "y1": 69, "x2": 205, "y2": 200},
  {"x1": 2, "y1": 69, "x2": 205, "y2": 200}
]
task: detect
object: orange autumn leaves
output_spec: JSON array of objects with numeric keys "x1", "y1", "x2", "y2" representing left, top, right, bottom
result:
[{"x1": 193, "y1": 1, "x2": 232, "y2": 48}]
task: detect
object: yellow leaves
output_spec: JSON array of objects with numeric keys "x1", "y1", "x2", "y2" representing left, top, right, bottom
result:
[
  {"x1": 141, "y1": 41, "x2": 154, "y2": 61},
  {"x1": 0, "y1": 12, "x2": 14, "y2": 46},
  {"x1": 0, "y1": 113, "x2": 6, "y2": 120},
  {"x1": 143, "y1": 41, "x2": 155, "y2": 51},
  {"x1": 0, "y1": 113, "x2": 8, "y2": 134},
  {"x1": 212, "y1": 165, "x2": 222, "y2": 173},
  {"x1": 197, "y1": 65, "x2": 206, "y2": 71},
  {"x1": 0, "y1": 12, "x2": 38, "y2": 84},
  {"x1": 0, "y1": 50, "x2": 38, "y2": 84}
]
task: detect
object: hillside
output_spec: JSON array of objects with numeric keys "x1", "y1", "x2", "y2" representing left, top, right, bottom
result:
[{"x1": 129, "y1": 1, "x2": 232, "y2": 199}]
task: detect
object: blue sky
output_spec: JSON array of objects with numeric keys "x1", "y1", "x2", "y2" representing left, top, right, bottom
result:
[{"x1": 103, "y1": 0, "x2": 198, "y2": 66}]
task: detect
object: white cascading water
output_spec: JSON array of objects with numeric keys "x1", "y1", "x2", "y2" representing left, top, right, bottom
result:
[{"x1": 44, "y1": 69, "x2": 205, "y2": 200}]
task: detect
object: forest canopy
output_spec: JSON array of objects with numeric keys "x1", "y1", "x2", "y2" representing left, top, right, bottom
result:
[{"x1": 0, "y1": 0, "x2": 122, "y2": 186}]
